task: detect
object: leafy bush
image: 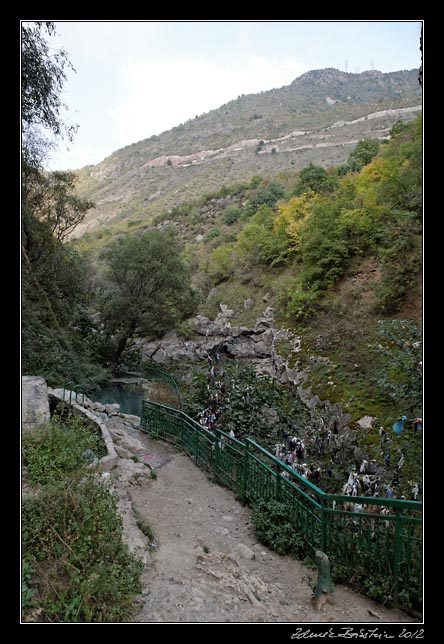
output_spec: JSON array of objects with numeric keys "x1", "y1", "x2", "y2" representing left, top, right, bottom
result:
[
  {"x1": 243, "y1": 184, "x2": 284, "y2": 217},
  {"x1": 21, "y1": 411, "x2": 143, "y2": 622},
  {"x1": 278, "y1": 279, "x2": 321, "y2": 322},
  {"x1": 205, "y1": 243, "x2": 237, "y2": 284},
  {"x1": 368, "y1": 319, "x2": 422, "y2": 416},
  {"x1": 22, "y1": 475, "x2": 143, "y2": 622},
  {"x1": 237, "y1": 205, "x2": 289, "y2": 267},
  {"x1": 223, "y1": 206, "x2": 241, "y2": 225},
  {"x1": 374, "y1": 210, "x2": 422, "y2": 314},
  {"x1": 204, "y1": 226, "x2": 221, "y2": 241},
  {"x1": 251, "y1": 500, "x2": 308, "y2": 559}
]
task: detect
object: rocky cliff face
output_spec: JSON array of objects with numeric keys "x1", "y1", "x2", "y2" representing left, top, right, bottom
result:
[{"x1": 135, "y1": 305, "x2": 352, "y2": 427}]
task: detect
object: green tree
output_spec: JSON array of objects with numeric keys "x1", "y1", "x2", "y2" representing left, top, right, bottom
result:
[
  {"x1": 21, "y1": 21, "x2": 75, "y2": 141},
  {"x1": 206, "y1": 243, "x2": 237, "y2": 283},
  {"x1": 223, "y1": 205, "x2": 241, "y2": 225},
  {"x1": 21, "y1": 22, "x2": 99, "y2": 385},
  {"x1": 346, "y1": 138, "x2": 380, "y2": 172},
  {"x1": 237, "y1": 204, "x2": 289, "y2": 267},
  {"x1": 293, "y1": 163, "x2": 338, "y2": 196},
  {"x1": 102, "y1": 230, "x2": 196, "y2": 370},
  {"x1": 244, "y1": 184, "x2": 284, "y2": 217}
]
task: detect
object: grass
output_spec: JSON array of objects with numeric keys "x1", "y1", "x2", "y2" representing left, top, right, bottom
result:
[
  {"x1": 21, "y1": 414, "x2": 143, "y2": 623},
  {"x1": 22, "y1": 412, "x2": 107, "y2": 485},
  {"x1": 133, "y1": 509, "x2": 157, "y2": 551}
]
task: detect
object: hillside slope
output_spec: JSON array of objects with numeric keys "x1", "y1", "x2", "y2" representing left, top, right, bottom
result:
[{"x1": 72, "y1": 68, "x2": 421, "y2": 241}]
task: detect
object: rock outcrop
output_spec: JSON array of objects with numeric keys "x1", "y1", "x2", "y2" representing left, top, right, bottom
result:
[
  {"x1": 22, "y1": 376, "x2": 51, "y2": 432},
  {"x1": 135, "y1": 305, "x2": 352, "y2": 427}
]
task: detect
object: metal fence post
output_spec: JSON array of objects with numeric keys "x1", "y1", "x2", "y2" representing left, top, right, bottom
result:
[
  {"x1": 179, "y1": 414, "x2": 184, "y2": 447},
  {"x1": 242, "y1": 440, "x2": 250, "y2": 506},
  {"x1": 275, "y1": 460, "x2": 281, "y2": 502},
  {"x1": 393, "y1": 507, "x2": 404, "y2": 603},
  {"x1": 320, "y1": 497, "x2": 328, "y2": 553},
  {"x1": 214, "y1": 429, "x2": 220, "y2": 484}
]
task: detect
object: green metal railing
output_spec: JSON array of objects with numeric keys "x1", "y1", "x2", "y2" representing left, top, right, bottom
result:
[
  {"x1": 62, "y1": 382, "x2": 87, "y2": 407},
  {"x1": 140, "y1": 398, "x2": 422, "y2": 613}
]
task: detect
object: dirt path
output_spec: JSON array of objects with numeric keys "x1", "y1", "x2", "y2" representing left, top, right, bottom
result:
[{"x1": 106, "y1": 415, "x2": 416, "y2": 624}]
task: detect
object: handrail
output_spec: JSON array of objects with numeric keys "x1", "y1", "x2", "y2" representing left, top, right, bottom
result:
[{"x1": 140, "y1": 397, "x2": 423, "y2": 614}]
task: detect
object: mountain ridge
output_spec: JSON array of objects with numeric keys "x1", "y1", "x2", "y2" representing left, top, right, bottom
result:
[{"x1": 72, "y1": 67, "x2": 421, "y2": 241}]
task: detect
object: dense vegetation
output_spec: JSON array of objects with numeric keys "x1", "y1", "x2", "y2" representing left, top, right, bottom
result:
[
  {"x1": 21, "y1": 22, "x2": 422, "y2": 451},
  {"x1": 21, "y1": 22, "x2": 102, "y2": 385},
  {"x1": 201, "y1": 117, "x2": 421, "y2": 322},
  {"x1": 22, "y1": 413, "x2": 143, "y2": 622},
  {"x1": 21, "y1": 23, "x2": 195, "y2": 386},
  {"x1": 168, "y1": 116, "x2": 422, "y2": 498},
  {"x1": 183, "y1": 361, "x2": 311, "y2": 445},
  {"x1": 22, "y1": 22, "x2": 422, "y2": 623}
]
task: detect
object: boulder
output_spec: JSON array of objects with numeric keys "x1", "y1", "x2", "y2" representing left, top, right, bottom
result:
[
  {"x1": 115, "y1": 458, "x2": 151, "y2": 485},
  {"x1": 218, "y1": 304, "x2": 236, "y2": 319},
  {"x1": 226, "y1": 337, "x2": 258, "y2": 358},
  {"x1": 230, "y1": 543, "x2": 256, "y2": 561},
  {"x1": 88, "y1": 401, "x2": 106, "y2": 413},
  {"x1": 357, "y1": 416, "x2": 375, "y2": 430},
  {"x1": 105, "y1": 403, "x2": 120, "y2": 416},
  {"x1": 22, "y1": 376, "x2": 50, "y2": 432},
  {"x1": 254, "y1": 317, "x2": 275, "y2": 333}
]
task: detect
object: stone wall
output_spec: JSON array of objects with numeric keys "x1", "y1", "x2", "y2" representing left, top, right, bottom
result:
[{"x1": 47, "y1": 387, "x2": 119, "y2": 472}]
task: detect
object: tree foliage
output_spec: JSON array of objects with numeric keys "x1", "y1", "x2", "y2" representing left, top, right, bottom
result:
[
  {"x1": 217, "y1": 116, "x2": 422, "y2": 321},
  {"x1": 101, "y1": 230, "x2": 197, "y2": 369},
  {"x1": 237, "y1": 205, "x2": 289, "y2": 267},
  {"x1": 346, "y1": 138, "x2": 380, "y2": 172},
  {"x1": 21, "y1": 23, "x2": 99, "y2": 385},
  {"x1": 293, "y1": 163, "x2": 339, "y2": 196},
  {"x1": 21, "y1": 21, "x2": 76, "y2": 141}
]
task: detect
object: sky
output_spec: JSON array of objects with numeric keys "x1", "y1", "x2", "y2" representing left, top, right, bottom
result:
[{"x1": 34, "y1": 20, "x2": 423, "y2": 171}]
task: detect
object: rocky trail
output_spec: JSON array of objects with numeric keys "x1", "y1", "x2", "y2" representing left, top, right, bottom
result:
[{"x1": 106, "y1": 414, "x2": 415, "y2": 625}]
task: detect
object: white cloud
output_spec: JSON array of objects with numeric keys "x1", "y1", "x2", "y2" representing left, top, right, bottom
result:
[{"x1": 109, "y1": 55, "x2": 307, "y2": 147}]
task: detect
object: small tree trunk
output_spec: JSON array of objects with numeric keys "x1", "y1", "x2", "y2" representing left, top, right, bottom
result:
[
  {"x1": 311, "y1": 550, "x2": 334, "y2": 612},
  {"x1": 111, "y1": 319, "x2": 137, "y2": 373}
]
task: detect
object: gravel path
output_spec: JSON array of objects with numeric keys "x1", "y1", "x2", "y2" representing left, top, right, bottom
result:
[{"x1": 106, "y1": 415, "x2": 416, "y2": 625}]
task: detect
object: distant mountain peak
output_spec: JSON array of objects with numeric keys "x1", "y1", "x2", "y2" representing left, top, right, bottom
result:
[{"x1": 291, "y1": 67, "x2": 402, "y2": 87}]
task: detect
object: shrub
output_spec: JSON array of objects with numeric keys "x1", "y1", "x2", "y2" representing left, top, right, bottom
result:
[
  {"x1": 21, "y1": 413, "x2": 143, "y2": 622},
  {"x1": 251, "y1": 500, "x2": 308, "y2": 559},
  {"x1": 205, "y1": 243, "x2": 237, "y2": 284},
  {"x1": 204, "y1": 227, "x2": 221, "y2": 241},
  {"x1": 223, "y1": 206, "x2": 241, "y2": 225},
  {"x1": 22, "y1": 475, "x2": 143, "y2": 622}
]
